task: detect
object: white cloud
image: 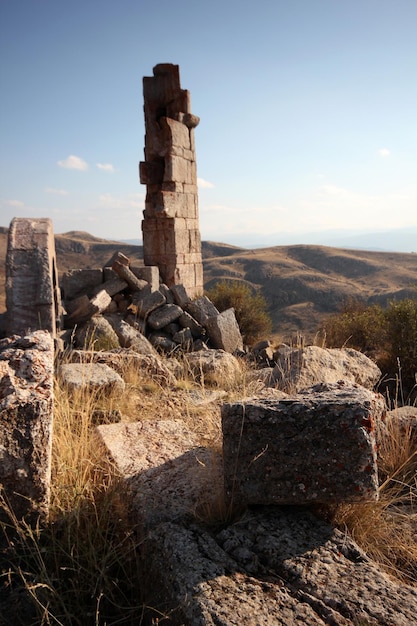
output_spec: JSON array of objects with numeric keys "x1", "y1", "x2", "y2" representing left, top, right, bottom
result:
[
  {"x1": 44, "y1": 187, "x2": 69, "y2": 196},
  {"x1": 6, "y1": 199, "x2": 25, "y2": 207},
  {"x1": 96, "y1": 163, "x2": 115, "y2": 173},
  {"x1": 57, "y1": 155, "x2": 88, "y2": 170},
  {"x1": 318, "y1": 184, "x2": 349, "y2": 196},
  {"x1": 98, "y1": 192, "x2": 144, "y2": 209},
  {"x1": 197, "y1": 177, "x2": 214, "y2": 189},
  {"x1": 378, "y1": 148, "x2": 390, "y2": 158}
]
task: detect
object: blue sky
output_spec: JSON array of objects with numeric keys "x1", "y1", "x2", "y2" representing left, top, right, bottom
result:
[{"x1": 1, "y1": 0, "x2": 416, "y2": 245}]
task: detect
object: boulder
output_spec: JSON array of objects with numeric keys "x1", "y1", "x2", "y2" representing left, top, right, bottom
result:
[
  {"x1": 131, "y1": 285, "x2": 166, "y2": 318},
  {"x1": 69, "y1": 348, "x2": 177, "y2": 386},
  {"x1": 205, "y1": 308, "x2": 243, "y2": 353},
  {"x1": 106, "y1": 316, "x2": 156, "y2": 356},
  {"x1": 58, "y1": 362, "x2": 125, "y2": 396},
  {"x1": 147, "y1": 303, "x2": 183, "y2": 330},
  {"x1": 72, "y1": 316, "x2": 120, "y2": 350},
  {"x1": 222, "y1": 382, "x2": 386, "y2": 506},
  {"x1": 185, "y1": 296, "x2": 219, "y2": 325},
  {"x1": 185, "y1": 349, "x2": 241, "y2": 384},
  {"x1": 271, "y1": 345, "x2": 381, "y2": 392},
  {"x1": 0, "y1": 330, "x2": 54, "y2": 521}
]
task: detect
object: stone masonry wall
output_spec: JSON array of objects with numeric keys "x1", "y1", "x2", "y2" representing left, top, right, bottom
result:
[{"x1": 139, "y1": 64, "x2": 203, "y2": 297}]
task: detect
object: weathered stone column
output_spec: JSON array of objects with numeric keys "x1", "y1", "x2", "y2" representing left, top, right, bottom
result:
[
  {"x1": 0, "y1": 331, "x2": 54, "y2": 521},
  {"x1": 6, "y1": 218, "x2": 61, "y2": 338},
  {"x1": 139, "y1": 64, "x2": 203, "y2": 298}
]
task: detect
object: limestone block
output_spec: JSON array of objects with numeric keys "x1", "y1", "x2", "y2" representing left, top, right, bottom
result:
[
  {"x1": 6, "y1": 218, "x2": 61, "y2": 337},
  {"x1": 164, "y1": 154, "x2": 190, "y2": 184},
  {"x1": 222, "y1": 382, "x2": 385, "y2": 506},
  {"x1": 161, "y1": 117, "x2": 190, "y2": 150},
  {"x1": 185, "y1": 349, "x2": 241, "y2": 384},
  {"x1": 172, "y1": 327, "x2": 193, "y2": 350},
  {"x1": 205, "y1": 308, "x2": 243, "y2": 353},
  {"x1": 170, "y1": 284, "x2": 191, "y2": 308},
  {"x1": 111, "y1": 261, "x2": 147, "y2": 292},
  {"x1": 62, "y1": 268, "x2": 103, "y2": 299},
  {"x1": 139, "y1": 160, "x2": 164, "y2": 185},
  {"x1": 106, "y1": 316, "x2": 156, "y2": 356},
  {"x1": 178, "y1": 311, "x2": 204, "y2": 338},
  {"x1": 91, "y1": 276, "x2": 128, "y2": 298},
  {"x1": 147, "y1": 304, "x2": 183, "y2": 330},
  {"x1": 148, "y1": 333, "x2": 177, "y2": 352},
  {"x1": 131, "y1": 265, "x2": 160, "y2": 291},
  {"x1": 0, "y1": 330, "x2": 54, "y2": 521},
  {"x1": 67, "y1": 290, "x2": 112, "y2": 325},
  {"x1": 131, "y1": 285, "x2": 166, "y2": 318},
  {"x1": 72, "y1": 316, "x2": 120, "y2": 350},
  {"x1": 59, "y1": 362, "x2": 125, "y2": 397},
  {"x1": 271, "y1": 346, "x2": 382, "y2": 392},
  {"x1": 159, "y1": 284, "x2": 175, "y2": 304},
  {"x1": 69, "y1": 349, "x2": 177, "y2": 386},
  {"x1": 185, "y1": 296, "x2": 219, "y2": 326}
]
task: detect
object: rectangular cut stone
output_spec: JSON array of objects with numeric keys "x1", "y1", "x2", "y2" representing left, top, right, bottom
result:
[
  {"x1": 205, "y1": 308, "x2": 243, "y2": 353},
  {"x1": 222, "y1": 383, "x2": 385, "y2": 506},
  {"x1": 62, "y1": 268, "x2": 103, "y2": 300},
  {"x1": 131, "y1": 265, "x2": 160, "y2": 291},
  {"x1": 163, "y1": 117, "x2": 190, "y2": 150},
  {"x1": 0, "y1": 331, "x2": 54, "y2": 521},
  {"x1": 6, "y1": 218, "x2": 61, "y2": 337},
  {"x1": 140, "y1": 64, "x2": 203, "y2": 295}
]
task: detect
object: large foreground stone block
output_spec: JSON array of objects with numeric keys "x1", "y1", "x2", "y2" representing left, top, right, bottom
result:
[
  {"x1": 6, "y1": 218, "x2": 61, "y2": 337},
  {"x1": 222, "y1": 382, "x2": 386, "y2": 506},
  {"x1": 0, "y1": 331, "x2": 54, "y2": 520}
]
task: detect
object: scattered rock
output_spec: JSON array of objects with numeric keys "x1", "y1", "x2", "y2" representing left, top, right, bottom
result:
[{"x1": 270, "y1": 346, "x2": 381, "y2": 392}]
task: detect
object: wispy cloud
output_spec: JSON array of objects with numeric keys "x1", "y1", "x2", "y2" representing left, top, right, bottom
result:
[
  {"x1": 44, "y1": 187, "x2": 69, "y2": 196},
  {"x1": 96, "y1": 163, "x2": 115, "y2": 173},
  {"x1": 378, "y1": 148, "x2": 390, "y2": 158},
  {"x1": 197, "y1": 177, "x2": 214, "y2": 189},
  {"x1": 6, "y1": 199, "x2": 25, "y2": 208},
  {"x1": 57, "y1": 155, "x2": 88, "y2": 170},
  {"x1": 98, "y1": 192, "x2": 144, "y2": 209}
]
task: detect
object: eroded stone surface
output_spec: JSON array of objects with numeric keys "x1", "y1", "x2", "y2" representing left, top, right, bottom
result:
[
  {"x1": 222, "y1": 382, "x2": 385, "y2": 505},
  {"x1": 271, "y1": 346, "x2": 381, "y2": 392},
  {"x1": 140, "y1": 64, "x2": 203, "y2": 297},
  {"x1": 6, "y1": 218, "x2": 61, "y2": 337},
  {"x1": 98, "y1": 416, "x2": 417, "y2": 625},
  {"x1": 0, "y1": 330, "x2": 54, "y2": 520}
]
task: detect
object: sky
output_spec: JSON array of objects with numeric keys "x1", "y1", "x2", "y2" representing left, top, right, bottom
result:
[{"x1": 1, "y1": 0, "x2": 416, "y2": 247}]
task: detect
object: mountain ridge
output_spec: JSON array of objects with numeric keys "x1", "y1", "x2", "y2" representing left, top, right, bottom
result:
[{"x1": 1, "y1": 228, "x2": 416, "y2": 341}]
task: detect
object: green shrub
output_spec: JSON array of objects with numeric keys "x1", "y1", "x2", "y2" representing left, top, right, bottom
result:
[
  {"x1": 321, "y1": 296, "x2": 417, "y2": 398},
  {"x1": 206, "y1": 280, "x2": 272, "y2": 345},
  {"x1": 322, "y1": 299, "x2": 386, "y2": 353}
]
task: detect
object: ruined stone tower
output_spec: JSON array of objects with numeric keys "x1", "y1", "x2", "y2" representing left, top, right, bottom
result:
[{"x1": 139, "y1": 64, "x2": 203, "y2": 297}]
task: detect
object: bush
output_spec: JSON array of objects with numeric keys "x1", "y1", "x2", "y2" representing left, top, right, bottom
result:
[
  {"x1": 206, "y1": 280, "x2": 272, "y2": 345},
  {"x1": 321, "y1": 296, "x2": 417, "y2": 398}
]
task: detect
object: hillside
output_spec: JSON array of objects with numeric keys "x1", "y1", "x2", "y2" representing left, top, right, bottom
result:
[{"x1": 1, "y1": 228, "x2": 417, "y2": 341}]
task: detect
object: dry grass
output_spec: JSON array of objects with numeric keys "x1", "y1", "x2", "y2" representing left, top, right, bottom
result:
[
  {"x1": 2, "y1": 342, "x2": 417, "y2": 625},
  {"x1": 323, "y1": 414, "x2": 417, "y2": 584}
]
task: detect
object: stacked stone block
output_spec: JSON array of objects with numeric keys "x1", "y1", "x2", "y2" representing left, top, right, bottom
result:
[
  {"x1": 140, "y1": 64, "x2": 203, "y2": 298},
  {"x1": 6, "y1": 218, "x2": 61, "y2": 338}
]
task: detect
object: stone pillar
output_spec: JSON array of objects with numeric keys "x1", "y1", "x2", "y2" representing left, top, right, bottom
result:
[
  {"x1": 6, "y1": 217, "x2": 61, "y2": 338},
  {"x1": 0, "y1": 331, "x2": 54, "y2": 521},
  {"x1": 139, "y1": 64, "x2": 203, "y2": 298}
]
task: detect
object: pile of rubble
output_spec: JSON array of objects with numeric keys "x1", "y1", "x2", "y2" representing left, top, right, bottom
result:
[{"x1": 61, "y1": 252, "x2": 243, "y2": 355}]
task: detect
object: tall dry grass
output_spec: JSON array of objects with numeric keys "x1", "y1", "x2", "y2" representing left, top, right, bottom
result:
[{"x1": 322, "y1": 413, "x2": 417, "y2": 584}]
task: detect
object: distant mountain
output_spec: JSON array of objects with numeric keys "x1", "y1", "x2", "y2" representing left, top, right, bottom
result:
[
  {"x1": 221, "y1": 226, "x2": 417, "y2": 253},
  {"x1": 1, "y1": 228, "x2": 417, "y2": 341}
]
